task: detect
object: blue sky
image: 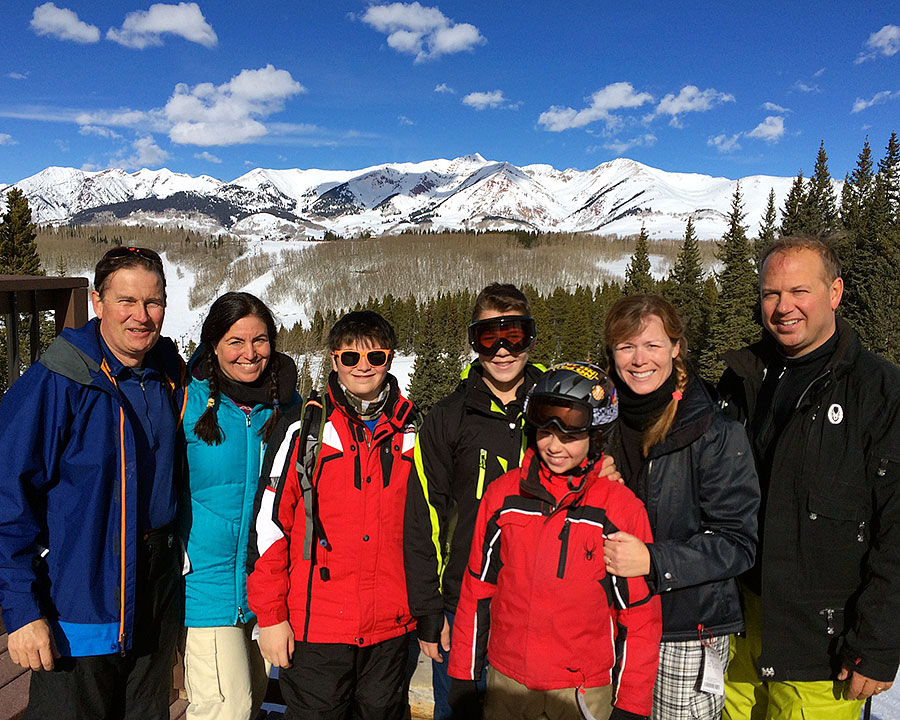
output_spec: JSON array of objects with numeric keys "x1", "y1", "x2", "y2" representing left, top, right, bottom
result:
[{"x1": 1, "y1": 2, "x2": 898, "y2": 185}]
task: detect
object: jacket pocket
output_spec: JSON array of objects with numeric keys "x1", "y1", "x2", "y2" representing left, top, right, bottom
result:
[{"x1": 804, "y1": 491, "x2": 867, "y2": 591}]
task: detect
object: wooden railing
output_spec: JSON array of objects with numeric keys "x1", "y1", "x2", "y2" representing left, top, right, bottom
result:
[{"x1": 0, "y1": 274, "x2": 89, "y2": 388}]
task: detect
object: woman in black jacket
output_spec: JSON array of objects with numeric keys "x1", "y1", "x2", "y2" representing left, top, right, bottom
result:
[{"x1": 603, "y1": 294, "x2": 759, "y2": 720}]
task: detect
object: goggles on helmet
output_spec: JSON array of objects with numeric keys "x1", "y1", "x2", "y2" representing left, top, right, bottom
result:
[
  {"x1": 524, "y1": 393, "x2": 594, "y2": 434},
  {"x1": 468, "y1": 315, "x2": 536, "y2": 356}
]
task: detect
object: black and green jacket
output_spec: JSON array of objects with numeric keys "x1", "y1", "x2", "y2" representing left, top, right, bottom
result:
[{"x1": 404, "y1": 362, "x2": 544, "y2": 642}]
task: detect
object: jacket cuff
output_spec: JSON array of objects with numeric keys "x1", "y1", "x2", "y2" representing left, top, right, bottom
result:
[
  {"x1": 645, "y1": 546, "x2": 660, "y2": 595},
  {"x1": 415, "y1": 613, "x2": 444, "y2": 643},
  {"x1": 0, "y1": 594, "x2": 42, "y2": 635},
  {"x1": 840, "y1": 640, "x2": 900, "y2": 684},
  {"x1": 253, "y1": 606, "x2": 289, "y2": 628}
]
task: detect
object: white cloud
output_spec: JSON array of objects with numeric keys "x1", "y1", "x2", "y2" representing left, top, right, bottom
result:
[
  {"x1": 813, "y1": 67, "x2": 826, "y2": 78},
  {"x1": 117, "y1": 136, "x2": 169, "y2": 169},
  {"x1": 398, "y1": 115, "x2": 414, "y2": 125},
  {"x1": 652, "y1": 85, "x2": 735, "y2": 127},
  {"x1": 165, "y1": 65, "x2": 304, "y2": 145},
  {"x1": 75, "y1": 108, "x2": 158, "y2": 129},
  {"x1": 359, "y1": 2, "x2": 485, "y2": 62},
  {"x1": 434, "y1": 83, "x2": 455, "y2": 94},
  {"x1": 463, "y1": 90, "x2": 509, "y2": 110},
  {"x1": 851, "y1": 90, "x2": 900, "y2": 113},
  {"x1": 794, "y1": 81, "x2": 820, "y2": 94},
  {"x1": 107, "y1": 2, "x2": 217, "y2": 49},
  {"x1": 762, "y1": 101, "x2": 790, "y2": 113},
  {"x1": 31, "y1": 3, "x2": 100, "y2": 43},
  {"x1": 194, "y1": 150, "x2": 221, "y2": 163},
  {"x1": 747, "y1": 116, "x2": 784, "y2": 143},
  {"x1": 538, "y1": 82, "x2": 653, "y2": 132},
  {"x1": 707, "y1": 133, "x2": 741, "y2": 153},
  {"x1": 602, "y1": 134, "x2": 657, "y2": 155},
  {"x1": 856, "y1": 24, "x2": 900, "y2": 63},
  {"x1": 79, "y1": 124, "x2": 122, "y2": 139},
  {"x1": 7, "y1": 72, "x2": 27, "y2": 80},
  {"x1": 0, "y1": 133, "x2": 15, "y2": 146}
]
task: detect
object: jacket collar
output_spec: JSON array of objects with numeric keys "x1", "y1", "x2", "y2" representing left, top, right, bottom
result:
[
  {"x1": 461, "y1": 361, "x2": 544, "y2": 415},
  {"x1": 723, "y1": 315, "x2": 861, "y2": 383},
  {"x1": 327, "y1": 371, "x2": 412, "y2": 430}
]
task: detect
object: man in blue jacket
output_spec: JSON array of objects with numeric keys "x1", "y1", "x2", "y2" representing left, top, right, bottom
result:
[{"x1": 0, "y1": 247, "x2": 187, "y2": 720}]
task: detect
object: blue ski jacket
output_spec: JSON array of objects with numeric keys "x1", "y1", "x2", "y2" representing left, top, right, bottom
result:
[
  {"x1": 180, "y1": 375, "x2": 298, "y2": 627},
  {"x1": 0, "y1": 319, "x2": 186, "y2": 656}
]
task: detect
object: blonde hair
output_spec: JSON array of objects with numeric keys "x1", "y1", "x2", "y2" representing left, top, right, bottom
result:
[{"x1": 604, "y1": 294, "x2": 689, "y2": 456}]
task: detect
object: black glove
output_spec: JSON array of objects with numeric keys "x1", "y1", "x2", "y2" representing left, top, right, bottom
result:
[
  {"x1": 448, "y1": 678, "x2": 482, "y2": 720},
  {"x1": 608, "y1": 708, "x2": 649, "y2": 720}
]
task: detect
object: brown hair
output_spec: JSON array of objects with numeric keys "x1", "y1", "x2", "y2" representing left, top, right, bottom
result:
[
  {"x1": 93, "y1": 247, "x2": 167, "y2": 303},
  {"x1": 604, "y1": 294, "x2": 688, "y2": 456},
  {"x1": 759, "y1": 235, "x2": 841, "y2": 283},
  {"x1": 471, "y1": 283, "x2": 531, "y2": 322},
  {"x1": 326, "y1": 310, "x2": 397, "y2": 352}
]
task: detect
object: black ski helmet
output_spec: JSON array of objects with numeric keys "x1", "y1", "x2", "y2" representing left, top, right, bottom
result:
[{"x1": 524, "y1": 362, "x2": 618, "y2": 458}]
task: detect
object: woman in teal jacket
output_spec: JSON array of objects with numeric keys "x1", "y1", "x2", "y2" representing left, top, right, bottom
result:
[{"x1": 180, "y1": 292, "x2": 299, "y2": 720}]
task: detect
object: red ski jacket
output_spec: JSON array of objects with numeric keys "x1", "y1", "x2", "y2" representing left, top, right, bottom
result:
[
  {"x1": 247, "y1": 374, "x2": 418, "y2": 646},
  {"x1": 448, "y1": 449, "x2": 662, "y2": 717}
]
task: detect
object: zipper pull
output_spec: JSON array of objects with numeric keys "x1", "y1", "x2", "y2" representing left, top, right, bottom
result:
[
  {"x1": 118, "y1": 632, "x2": 128, "y2": 656},
  {"x1": 238, "y1": 606, "x2": 245, "y2": 623}
]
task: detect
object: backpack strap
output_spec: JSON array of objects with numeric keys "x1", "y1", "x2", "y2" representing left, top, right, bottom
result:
[{"x1": 295, "y1": 390, "x2": 329, "y2": 560}]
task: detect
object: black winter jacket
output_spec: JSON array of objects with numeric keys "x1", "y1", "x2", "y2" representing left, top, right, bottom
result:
[
  {"x1": 718, "y1": 317, "x2": 900, "y2": 683},
  {"x1": 404, "y1": 362, "x2": 545, "y2": 641},
  {"x1": 607, "y1": 369, "x2": 759, "y2": 641}
]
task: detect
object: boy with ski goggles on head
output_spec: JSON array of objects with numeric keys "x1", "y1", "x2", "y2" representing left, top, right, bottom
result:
[{"x1": 405, "y1": 283, "x2": 619, "y2": 719}]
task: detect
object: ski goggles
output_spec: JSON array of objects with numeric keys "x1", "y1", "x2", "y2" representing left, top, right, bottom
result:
[
  {"x1": 332, "y1": 348, "x2": 391, "y2": 367},
  {"x1": 100, "y1": 246, "x2": 163, "y2": 267},
  {"x1": 468, "y1": 315, "x2": 536, "y2": 355},
  {"x1": 524, "y1": 393, "x2": 594, "y2": 434}
]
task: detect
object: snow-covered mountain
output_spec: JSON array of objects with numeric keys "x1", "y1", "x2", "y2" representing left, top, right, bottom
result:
[{"x1": 5, "y1": 155, "x2": 804, "y2": 240}]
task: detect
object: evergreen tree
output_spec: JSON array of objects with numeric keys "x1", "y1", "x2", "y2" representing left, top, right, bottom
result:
[
  {"x1": 559, "y1": 285, "x2": 593, "y2": 362},
  {"x1": 755, "y1": 188, "x2": 778, "y2": 269},
  {"x1": 780, "y1": 171, "x2": 809, "y2": 237},
  {"x1": 668, "y1": 217, "x2": 708, "y2": 360},
  {"x1": 839, "y1": 137, "x2": 876, "y2": 320},
  {"x1": 522, "y1": 287, "x2": 554, "y2": 367},
  {"x1": 297, "y1": 357, "x2": 314, "y2": 398},
  {"x1": 877, "y1": 131, "x2": 900, "y2": 225},
  {"x1": 408, "y1": 303, "x2": 459, "y2": 413},
  {"x1": 804, "y1": 140, "x2": 839, "y2": 236},
  {"x1": 840, "y1": 137, "x2": 874, "y2": 233},
  {"x1": 623, "y1": 226, "x2": 654, "y2": 295},
  {"x1": 592, "y1": 282, "x2": 623, "y2": 366},
  {"x1": 845, "y1": 171, "x2": 900, "y2": 363},
  {"x1": 0, "y1": 189, "x2": 42, "y2": 275},
  {"x1": 702, "y1": 183, "x2": 760, "y2": 379}
]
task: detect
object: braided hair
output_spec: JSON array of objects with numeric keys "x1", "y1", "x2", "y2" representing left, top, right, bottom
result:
[
  {"x1": 604, "y1": 294, "x2": 689, "y2": 457},
  {"x1": 193, "y1": 292, "x2": 283, "y2": 446}
]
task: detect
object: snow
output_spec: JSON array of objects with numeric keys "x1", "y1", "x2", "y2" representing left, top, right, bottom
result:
[{"x1": 9, "y1": 155, "x2": 817, "y2": 242}]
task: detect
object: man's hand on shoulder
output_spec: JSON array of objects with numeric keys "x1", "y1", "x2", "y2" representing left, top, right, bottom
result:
[
  {"x1": 838, "y1": 666, "x2": 894, "y2": 700},
  {"x1": 8, "y1": 618, "x2": 59, "y2": 671}
]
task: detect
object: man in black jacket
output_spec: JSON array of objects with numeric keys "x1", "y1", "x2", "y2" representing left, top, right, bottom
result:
[{"x1": 719, "y1": 236, "x2": 900, "y2": 719}]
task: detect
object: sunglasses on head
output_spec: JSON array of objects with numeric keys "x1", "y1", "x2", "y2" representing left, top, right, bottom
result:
[
  {"x1": 332, "y1": 348, "x2": 391, "y2": 367},
  {"x1": 468, "y1": 315, "x2": 536, "y2": 356},
  {"x1": 101, "y1": 246, "x2": 163, "y2": 266},
  {"x1": 525, "y1": 394, "x2": 594, "y2": 434}
]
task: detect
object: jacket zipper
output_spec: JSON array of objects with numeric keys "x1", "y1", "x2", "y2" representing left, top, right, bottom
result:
[{"x1": 557, "y1": 519, "x2": 571, "y2": 579}]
